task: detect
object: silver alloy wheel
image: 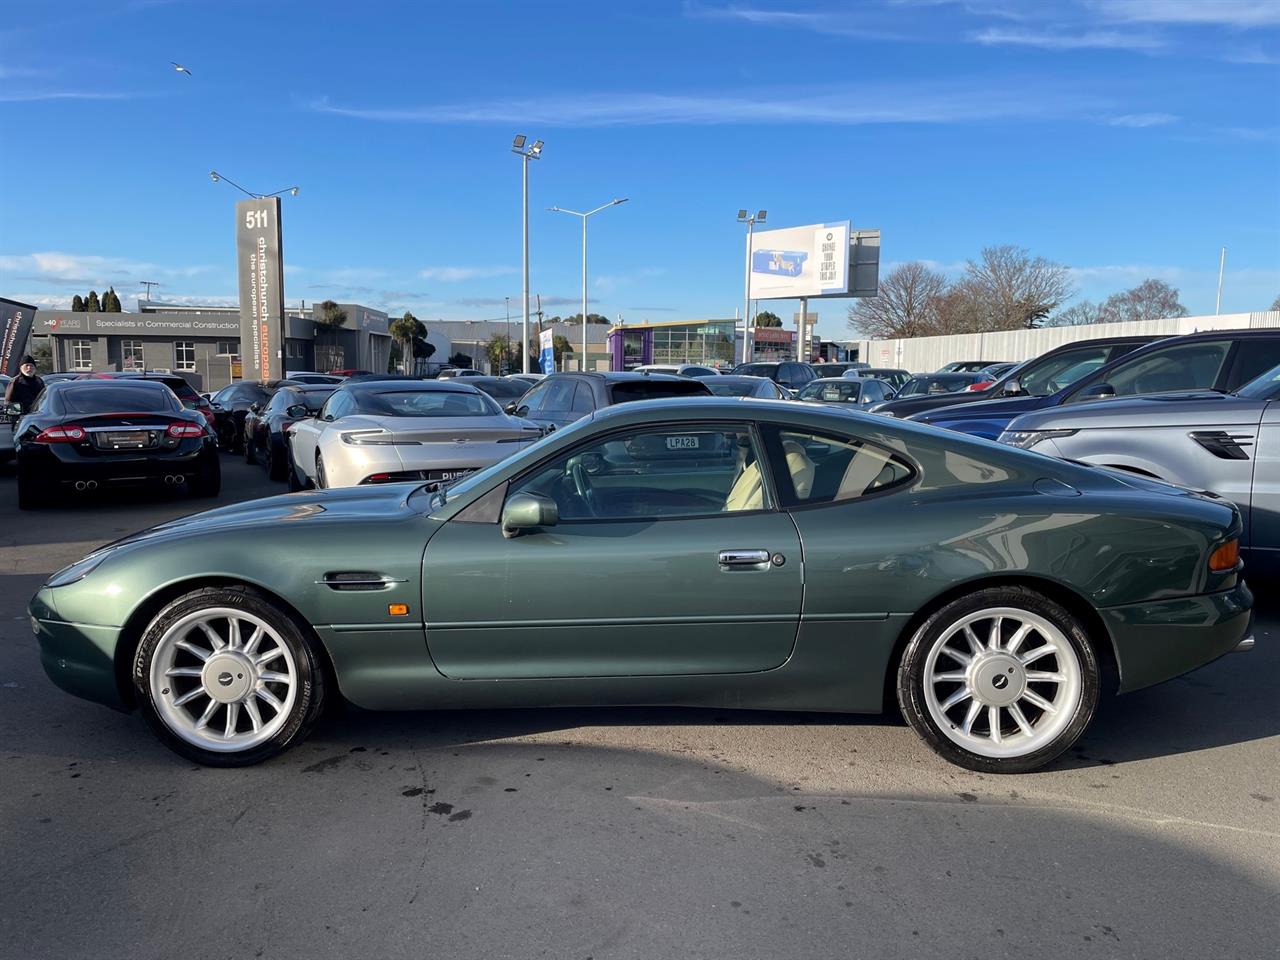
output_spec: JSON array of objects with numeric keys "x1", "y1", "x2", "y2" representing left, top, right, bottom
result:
[
  {"x1": 922, "y1": 606, "x2": 1082, "y2": 759},
  {"x1": 149, "y1": 607, "x2": 299, "y2": 753}
]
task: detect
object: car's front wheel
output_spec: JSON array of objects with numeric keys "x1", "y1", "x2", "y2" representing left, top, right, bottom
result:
[
  {"x1": 132, "y1": 585, "x2": 326, "y2": 766},
  {"x1": 897, "y1": 586, "x2": 1099, "y2": 774}
]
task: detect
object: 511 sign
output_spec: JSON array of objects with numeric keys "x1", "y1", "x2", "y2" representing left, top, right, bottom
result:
[{"x1": 234, "y1": 197, "x2": 285, "y2": 381}]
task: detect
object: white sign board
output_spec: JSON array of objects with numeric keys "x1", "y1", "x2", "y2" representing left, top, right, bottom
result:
[{"x1": 749, "y1": 221, "x2": 849, "y2": 299}]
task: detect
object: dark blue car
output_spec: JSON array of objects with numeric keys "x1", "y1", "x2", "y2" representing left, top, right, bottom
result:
[{"x1": 912, "y1": 328, "x2": 1280, "y2": 441}]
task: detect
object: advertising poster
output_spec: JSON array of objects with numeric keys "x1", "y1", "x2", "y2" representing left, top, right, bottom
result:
[
  {"x1": 0, "y1": 298, "x2": 38, "y2": 376},
  {"x1": 749, "y1": 221, "x2": 850, "y2": 299},
  {"x1": 539, "y1": 328, "x2": 555, "y2": 374},
  {"x1": 235, "y1": 197, "x2": 285, "y2": 380}
]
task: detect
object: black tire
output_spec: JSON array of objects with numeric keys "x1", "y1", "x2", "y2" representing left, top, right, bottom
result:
[
  {"x1": 267, "y1": 438, "x2": 287, "y2": 482},
  {"x1": 132, "y1": 585, "x2": 326, "y2": 766},
  {"x1": 17, "y1": 465, "x2": 50, "y2": 509},
  {"x1": 190, "y1": 454, "x2": 221, "y2": 498},
  {"x1": 315, "y1": 454, "x2": 327, "y2": 490},
  {"x1": 896, "y1": 586, "x2": 1100, "y2": 774},
  {"x1": 243, "y1": 431, "x2": 257, "y2": 465},
  {"x1": 287, "y1": 456, "x2": 308, "y2": 492}
]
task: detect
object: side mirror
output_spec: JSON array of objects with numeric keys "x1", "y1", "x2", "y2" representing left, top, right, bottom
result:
[
  {"x1": 249, "y1": 402, "x2": 261, "y2": 414},
  {"x1": 2, "y1": 401, "x2": 22, "y2": 416},
  {"x1": 883, "y1": 389, "x2": 896, "y2": 400},
  {"x1": 501, "y1": 492, "x2": 558, "y2": 538},
  {"x1": 504, "y1": 400, "x2": 519, "y2": 415},
  {"x1": 286, "y1": 403, "x2": 310, "y2": 419},
  {"x1": 1001, "y1": 378, "x2": 1024, "y2": 396},
  {"x1": 1078, "y1": 382, "x2": 1116, "y2": 401}
]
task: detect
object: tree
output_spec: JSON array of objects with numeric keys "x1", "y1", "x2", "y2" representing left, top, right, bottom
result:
[
  {"x1": 389, "y1": 311, "x2": 424, "y2": 371},
  {"x1": 71, "y1": 294, "x2": 85, "y2": 312},
  {"x1": 84, "y1": 290, "x2": 101, "y2": 312},
  {"x1": 103, "y1": 287, "x2": 122, "y2": 311},
  {"x1": 1097, "y1": 279, "x2": 1188, "y2": 324},
  {"x1": 955, "y1": 245, "x2": 1073, "y2": 330},
  {"x1": 753, "y1": 310, "x2": 782, "y2": 328},
  {"x1": 1271, "y1": 293, "x2": 1280, "y2": 311},
  {"x1": 552, "y1": 334, "x2": 573, "y2": 367},
  {"x1": 485, "y1": 333, "x2": 516, "y2": 373},
  {"x1": 1047, "y1": 300, "x2": 1103, "y2": 326},
  {"x1": 315, "y1": 300, "x2": 347, "y2": 330},
  {"x1": 847, "y1": 261, "x2": 949, "y2": 339},
  {"x1": 562, "y1": 312, "x2": 610, "y2": 325},
  {"x1": 448, "y1": 351, "x2": 472, "y2": 368}
]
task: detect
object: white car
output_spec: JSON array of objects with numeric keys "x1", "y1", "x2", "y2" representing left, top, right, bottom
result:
[
  {"x1": 631, "y1": 363, "x2": 722, "y2": 377},
  {"x1": 286, "y1": 380, "x2": 542, "y2": 489}
]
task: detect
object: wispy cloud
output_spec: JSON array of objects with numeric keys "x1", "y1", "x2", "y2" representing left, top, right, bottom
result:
[
  {"x1": 972, "y1": 26, "x2": 1164, "y2": 51},
  {"x1": 0, "y1": 252, "x2": 212, "y2": 285},
  {"x1": 594, "y1": 267, "x2": 664, "y2": 292},
  {"x1": 1090, "y1": 0, "x2": 1280, "y2": 28},
  {"x1": 312, "y1": 80, "x2": 1106, "y2": 128},
  {"x1": 420, "y1": 265, "x2": 517, "y2": 282},
  {"x1": 685, "y1": 2, "x2": 914, "y2": 41},
  {"x1": 1224, "y1": 46, "x2": 1280, "y2": 64},
  {"x1": 454, "y1": 295, "x2": 593, "y2": 308},
  {"x1": 0, "y1": 90, "x2": 135, "y2": 103},
  {"x1": 626, "y1": 305, "x2": 679, "y2": 312},
  {"x1": 1107, "y1": 111, "x2": 1178, "y2": 126}
]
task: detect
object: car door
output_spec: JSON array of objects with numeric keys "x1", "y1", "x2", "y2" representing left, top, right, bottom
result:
[
  {"x1": 534, "y1": 378, "x2": 582, "y2": 430},
  {"x1": 1247, "y1": 398, "x2": 1280, "y2": 555},
  {"x1": 421, "y1": 421, "x2": 803, "y2": 679},
  {"x1": 1065, "y1": 338, "x2": 1234, "y2": 405},
  {"x1": 290, "y1": 391, "x2": 344, "y2": 479},
  {"x1": 512, "y1": 380, "x2": 554, "y2": 428}
]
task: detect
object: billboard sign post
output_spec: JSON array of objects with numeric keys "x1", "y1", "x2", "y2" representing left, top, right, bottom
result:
[
  {"x1": 0, "y1": 298, "x2": 38, "y2": 376},
  {"x1": 235, "y1": 197, "x2": 285, "y2": 381},
  {"x1": 539, "y1": 328, "x2": 555, "y2": 374}
]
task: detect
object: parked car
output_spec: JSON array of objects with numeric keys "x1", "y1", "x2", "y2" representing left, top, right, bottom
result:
[
  {"x1": 328, "y1": 369, "x2": 371, "y2": 378},
  {"x1": 32, "y1": 395, "x2": 1250, "y2": 771},
  {"x1": 938, "y1": 360, "x2": 1004, "y2": 373},
  {"x1": 811, "y1": 362, "x2": 869, "y2": 378},
  {"x1": 284, "y1": 371, "x2": 345, "y2": 384},
  {"x1": 844, "y1": 367, "x2": 912, "y2": 391},
  {"x1": 872, "y1": 336, "x2": 1158, "y2": 420},
  {"x1": 505, "y1": 373, "x2": 546, "y2": 386},
  {"x1": 913, "y1": 329, "x2": 1280, "y2": 441},
  {"x1": 438, "y1": 368, "x2": 484, "y2": 379},
  {"x1": 632, "y1": 363, "x2": 722, "y2": 377},
  {"x1": 999, "y1": 361, "x2": 1280, "y2": 566},
  {"x1": 887, "y1": 372, "x2": 996, "y2": 400},
  {"x1": 242, "y1": 383, "x2": 337, "y2": 481},
  {"x1": 287, "y1": 379, "x2": 540, "y2": 489},
  {"x1": 41, "y1": 372, "x2": 88, "y2": 384},
  {"x1": 730, "y1": 361, "x2": 818, "y2": 392},
  {"x1": 697, "y1": 374, "x2": 792, "y2": 400},
  {"x1": 208, "y1": 379, "x2": 300, "y2": 452},
  {"x1": 796, "y1": 377, "x2": 893, "y2": 407},
  {"x1": 979, "y1": 362, "x2": 1018, "y2": 380},
  {"x1": 509, "y1": 371, "x2": 712, "y2": 432},
  {"x1": 464, "y1": 375, "x2": 531, "y2": 405},
  {"x1": 14, "y1": 379, "x2": 220, "y2": 508}
]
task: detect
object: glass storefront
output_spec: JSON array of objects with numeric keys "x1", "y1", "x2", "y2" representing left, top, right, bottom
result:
[{"x1": 650, "y1": 322, "x2": 736, "y2": 367}]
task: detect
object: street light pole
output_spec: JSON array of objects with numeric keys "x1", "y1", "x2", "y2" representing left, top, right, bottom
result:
[
  {"x1": 504, "y1": 296, "x2": 512, "y2": 374},
  {"x1": 549, "y1": 198, "x2": 629, "y2": 371},
  {"x1": 511, "y1": 136, "x2": 544, "y2": 373},
  {"x1": 736, "y1": 209, "x2": 766, "y2": 365}
]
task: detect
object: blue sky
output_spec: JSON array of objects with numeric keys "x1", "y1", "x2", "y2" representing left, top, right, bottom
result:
[{"x1": 1, "y1": 0, "x2": 1278, "y2": 340}]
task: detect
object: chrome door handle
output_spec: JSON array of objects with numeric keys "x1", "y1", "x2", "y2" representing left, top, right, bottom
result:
[{"x1": 718, "y1": 549, "x2": 770, "y2": 567}]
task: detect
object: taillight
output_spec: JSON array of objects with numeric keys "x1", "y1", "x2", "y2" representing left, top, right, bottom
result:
[
  {"x1": 166, "y1": 423, "x2": 205, "y2": 438},
  {"x1": 34, "y1": 425, "x2": 86, "y2": 443},
  {"x1": 1208, "y1": 539, "x2": 1240, "y2": 572}
]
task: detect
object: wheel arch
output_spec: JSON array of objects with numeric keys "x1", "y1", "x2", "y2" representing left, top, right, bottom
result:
[
  {"x1": 113, "y1": 576, "x2": 340, "y2": 711},
  {"x1": 881, "y1": 574, "x2": 1120, "y2": 715}
]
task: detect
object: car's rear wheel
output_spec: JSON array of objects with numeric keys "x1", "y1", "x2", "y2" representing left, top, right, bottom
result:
[
  {"x1": 287, "y1": 455, "x2": 309, "y2": 491},
  {"x1": 315, "y1": 453, "x2": 328, "y2": 490},
  {"x1": 133, "y1": 586, "x2": 326, "y2": 766},
  {"x1": 267, "y1": 439, "x2": 287, "y2": 482},
  {"x1": 243, "y1": 431, "x2": 257, "y2": 464},
  {"x1": 896, "y1": 586, "x2": 1099, "y2": 774}
]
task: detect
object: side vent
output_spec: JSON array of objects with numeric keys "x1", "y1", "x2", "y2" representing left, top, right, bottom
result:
[
  {"x1": 317, "y1": 572, "x2": 406, "y2": 592},
  {"x1": 1189, "y1": 431, "x2": 1253, "y2": 461}
]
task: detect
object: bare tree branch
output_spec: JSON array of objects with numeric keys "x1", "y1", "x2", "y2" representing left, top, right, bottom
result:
[{"x1": 847, "y1": 261, "x2": 949, "y2": 339}]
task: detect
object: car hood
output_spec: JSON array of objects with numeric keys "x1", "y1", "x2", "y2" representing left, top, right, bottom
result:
[
  {"x1": 911, "y1": 393, "x2": 1043, "y2": 422},
  {"x1": 100, "y1": 484, "x2": 426, "y2": 552},
  {"x1": 1008, "y1": 391, "x2": 1265, "y2": 433}
]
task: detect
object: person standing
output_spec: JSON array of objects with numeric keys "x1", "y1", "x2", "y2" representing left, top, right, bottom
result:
[{"x1": 5, "y1": 355, "x2": 44, "y2": 413}]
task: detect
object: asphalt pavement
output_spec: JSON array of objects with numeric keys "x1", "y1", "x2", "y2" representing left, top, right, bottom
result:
[{"x1": 1, "y1": 456, "x2": 1277, "y2": 959}]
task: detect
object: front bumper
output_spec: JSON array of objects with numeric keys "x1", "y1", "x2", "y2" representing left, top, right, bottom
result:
[
  {"x1": 1103, "y1": 580, "x2": 1253, "y2": 693},
  {"x1": 30, "y1": 587, "x2": 128, "y2": 710}
]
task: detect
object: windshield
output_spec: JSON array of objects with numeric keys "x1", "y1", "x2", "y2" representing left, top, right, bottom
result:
[
  {"x1": 1234, "y1": 363, "x2": 1280, "y2": 400},
  {"x1": 59, "y1": 386, "x2": 177, "y2": 414},
  {"x1": 732, "y1": 363, "x2": 779, "y2": 378},
  {"x1": 1016, "y1": 349, "x2": 1110, "y2": 397},
  {"x1": 356, "y1": 389, "x2": 500, "y2": 417},
  {"x1": 609, "y1": 381, "x2": 709, "y2": 403},
  {"x1": 897, "y1": 375, "x2": 980, "y2": 397},
  {"x1": 705, "y1": 379, "x2": 758, "y2": 397},
  {"x1": 799, "y1": 380, "x2": 860, "y2": 401}
]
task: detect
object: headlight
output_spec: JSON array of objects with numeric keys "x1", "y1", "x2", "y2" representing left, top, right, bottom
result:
[
  {"x1": 999, "y1": 428, "x2": 1077, "y2": 449},
  {"x1": 46, "y1": 552, "x2": 109, "y2": 588}
]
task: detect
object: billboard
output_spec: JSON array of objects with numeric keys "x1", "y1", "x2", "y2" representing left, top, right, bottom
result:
[
  {"x1": 539, "y1": 328, "x2": 555, "y2": 374},
  {"x1": 749, "y1": 221, "x2": 849, "y2": 300},
  {"x1": 809, "y1": 229, "x2": 881, "y2": 300},
  {"x1": 0, "y1": 298, "x2": 38, "y2": 376},
  {"x1": 235, "y1": 197, "x2": 285, "y2": 380}
]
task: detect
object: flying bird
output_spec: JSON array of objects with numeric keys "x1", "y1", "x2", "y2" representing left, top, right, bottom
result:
[{"x1": 170, "y1": 62, "x2": 192, "y2": 76}]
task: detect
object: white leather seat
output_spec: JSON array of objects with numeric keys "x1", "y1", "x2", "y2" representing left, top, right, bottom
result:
[{"x1": 723, "y1": 460, "x2": 764, "y2": 511}]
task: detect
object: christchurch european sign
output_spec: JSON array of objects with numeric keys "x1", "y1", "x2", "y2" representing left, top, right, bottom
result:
[
  {"x1": 0, "y1": 298, "x2": 38, "y2": 376},
  {"x1": 235, "y1": 197, "x2": 285, "y2": 380}
]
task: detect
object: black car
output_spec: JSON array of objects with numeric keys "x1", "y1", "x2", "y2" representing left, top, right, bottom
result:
[
  {"x1": 795, "y1": 377, "x2": 893, "y2": 407},
  {"x1": 86, "y1": 372, "x2": 216, "y2": 429},
  {"x1": 871, "y1": 336, "x2": 1160, "y2": 420},
  {"x1": 846, "y1": 367, "x2": 912, "y2": 391},
  {"x1": 243, "y1": 383, "x2": 337, "y2": 481},
  {"x1": 811, "y1": 362, "x2": 868, "y2": 378},
  {"x1": 729, "y1": 361, "x2": 817, "y2": 392},
  {"x1": 697, "y1": 374, "x2": 792, "y2": 399},
  {"x1": 464, "y1": 376, "x2": 531, "y2": 405},
  {"x1": 208, "y1": 379, "x2": 299, "y2": 452},
  {"x1": 887, "y1": 372, "x2": 995, "y2": 399},
  {"x1": 14, "y1": 379, "x2": 220, "y2": 509},
  {"x1": 509, "y1": 371, "x2": 712, "y2": 432}
]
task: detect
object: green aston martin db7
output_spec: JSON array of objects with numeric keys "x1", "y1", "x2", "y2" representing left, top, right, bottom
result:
[{"x1": 31, "y1": 397, "x2": 1252, "y2": 772}]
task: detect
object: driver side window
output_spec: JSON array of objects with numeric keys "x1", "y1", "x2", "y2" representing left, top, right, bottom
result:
[{"x1": 508, "y1": 425, "x2": 770, "y2": 521}]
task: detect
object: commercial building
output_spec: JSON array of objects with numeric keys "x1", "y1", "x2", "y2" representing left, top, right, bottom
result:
[
  {"x1": 426, "y1": 319, "x2": 611, "y2": 374},
  {"x1": 30, "y1": 300, "x2": 393, "y2": 390},
  {"x1": 606, "y1": 318, "x2": 820, "y2": 370}
]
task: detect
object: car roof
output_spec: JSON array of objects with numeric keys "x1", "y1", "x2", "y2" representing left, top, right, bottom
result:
[
  {"x1": 344, "y1": 378, "x2": 481, "y2": 394},
  {"x1": 552, "y1": 371, "x2": 690, "y2": 382},
  {"x1": 703, "y1": 374, "x2": 770, "y2": 383},
  {"x1": 48, "y1": 378, "x2": 171, "y2": 392}
]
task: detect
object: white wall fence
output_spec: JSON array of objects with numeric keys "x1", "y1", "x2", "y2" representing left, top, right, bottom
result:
[{"x1": 856, "y1": 310, "x2": 1280, "y2": 372}]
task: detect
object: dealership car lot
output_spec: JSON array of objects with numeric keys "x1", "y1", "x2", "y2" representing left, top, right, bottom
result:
[{"x1": 3, "y1": 448, "x2": 1279, "y2": 958}]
